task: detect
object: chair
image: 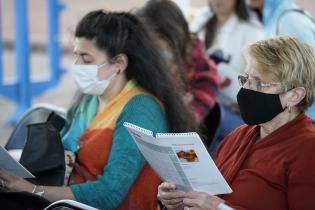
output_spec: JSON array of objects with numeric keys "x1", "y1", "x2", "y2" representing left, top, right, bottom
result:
[
  {"x1": 44, "y1": 199, "x2": 99, "y2": 210},
  {"x1": 5, "y1": 104, "x2": 66, "y2": 150},
  {"x1": 200, "y1": 102, "x2": 222, "y2": 154}
]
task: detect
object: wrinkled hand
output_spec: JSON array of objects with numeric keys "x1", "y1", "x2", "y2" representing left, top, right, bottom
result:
[
  {"x1": 0, "y1": 170, "x2": 34, "y2": 193},
  {"x1": 157, "y1": 182, "x2": 186, "y2": 210},
  {"x1": 183, "y1": 191, "x2": 225, "y2": 210}
]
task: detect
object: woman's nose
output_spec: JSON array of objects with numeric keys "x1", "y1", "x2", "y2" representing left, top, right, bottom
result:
[{"x1": 73, "y1": 57, "x2": 83, "y2": 65}]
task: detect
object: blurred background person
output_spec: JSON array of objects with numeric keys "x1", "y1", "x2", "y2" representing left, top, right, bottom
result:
[
  {"x1": 190, "y1": 0, "x2": 265, "y2": 155},
  {"x1": 158, "y1": 35, "x2": 315, "y2": 210},
  {"x1": 248, "y1": 0, "x2": 315, "y2": 122},
  {"x1": 247, "y1": 0, "x2": 264, "y2": 21},
  {"x1": 137, "y1": 0, "x2": 220, "y2": 143}
]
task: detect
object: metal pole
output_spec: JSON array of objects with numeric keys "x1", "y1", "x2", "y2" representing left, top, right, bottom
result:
[
  {"x1": 11, "y1": 0, "x2": 31, "y2": 123},
  {"x1": 0, "y1": 0, "x2": 3, "y2": 86},
  {"x1": 47, "y1": 0, "x2": 65, "y2": 85}
]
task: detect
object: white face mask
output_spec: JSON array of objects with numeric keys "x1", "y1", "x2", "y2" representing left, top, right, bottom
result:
[{"x1": 72, "y1": 63, "x2": 117, "y2": 95}]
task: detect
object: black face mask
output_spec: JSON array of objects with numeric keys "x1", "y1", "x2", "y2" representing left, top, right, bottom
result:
[{"x1": 237, "y1": 88, "x2": 284, "y2": 125}]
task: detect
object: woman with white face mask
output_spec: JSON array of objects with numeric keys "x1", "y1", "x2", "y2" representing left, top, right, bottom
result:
[{"x1": 0, "y1": 10, "x2": 196, "y2": 210}]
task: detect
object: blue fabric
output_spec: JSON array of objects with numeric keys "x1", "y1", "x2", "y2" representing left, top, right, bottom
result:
[
  {"x1": 61, "y1": 95, "x2": 99, "y2": 152},
  {"x1": 263, "y1": 0, "x2": 283, "y2": 26},
  {"x1": 263, "y1": 0, "x2": 315, "y2": 48},
  {"x1": 70, "y1": 94, "x2": 168, "y2": 210},
  {"x1": 307, "y1": 104, "x2": 315, "y2": 121},
  {"x1": 263, "y1": 0, "x2": 315, "y2": 121}
]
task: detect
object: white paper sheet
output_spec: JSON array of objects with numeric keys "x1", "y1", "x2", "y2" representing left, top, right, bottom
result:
[{"x1": 0, "y1": 146, "x2": 34, "y2": 178}]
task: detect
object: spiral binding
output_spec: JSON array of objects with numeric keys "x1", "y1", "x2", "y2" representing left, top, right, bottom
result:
[
  {"x1": 123, "y1": 122, "x2": 153, "y2": 136},
  {"x1": 156, "y1": 132, "x2": 198, "y2": 137}
]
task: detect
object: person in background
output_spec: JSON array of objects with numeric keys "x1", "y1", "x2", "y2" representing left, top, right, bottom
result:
[
  {"x1": 0, "y1": 10, "x2": 195, "y2": 210},
  {"x1": 190, "y1": 0, "x2": 265, "y2": 76},
  {"x1": 248, "y1": 0, "x2": 315, "y2": 122},
  {"x1": 248, "y1": 0, "x2": 264, "y2": 21},
  {"x1": 190, "y1": 0, "x2": 265, "y2": 155},
  {"x1": 136, "y1": 0, "x2": 220, "y2": 128},
  {"x1": 157, "y1": 36, "x2": 315, "y2": 210}
]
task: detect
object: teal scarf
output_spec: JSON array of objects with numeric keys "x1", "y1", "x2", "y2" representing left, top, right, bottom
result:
[{"x1": 61, "y1": 95, "x2": 99, "y2": 152}]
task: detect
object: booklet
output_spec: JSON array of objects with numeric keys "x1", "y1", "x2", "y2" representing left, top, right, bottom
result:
[
  {"x1": 0, "y1": 146, "x2": 34, "y2": 178},
  {"x1": 124, "y1": 122, "x2": 232, "y2": 195}
]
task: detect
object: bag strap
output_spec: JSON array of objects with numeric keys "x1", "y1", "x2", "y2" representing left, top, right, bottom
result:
[
  {"x1": 47, "y1": 112, "x2": 65, "y2": 131},
  {"x1": 276, "y1": 9, "x2": 315, "y2": 35}
]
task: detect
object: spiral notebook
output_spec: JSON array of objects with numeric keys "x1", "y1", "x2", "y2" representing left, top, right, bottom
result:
[{"x1": 124, "y1": 122, "x2": 232, "y2": 195}]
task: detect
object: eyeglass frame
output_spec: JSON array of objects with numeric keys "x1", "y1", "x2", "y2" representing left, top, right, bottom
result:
[{"x1": 237, "y1": 73, "x2": 283, "y2": 91}]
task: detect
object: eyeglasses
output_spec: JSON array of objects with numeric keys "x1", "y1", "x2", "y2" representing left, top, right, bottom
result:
[{"x1": 238, "y1": 74, "x2": 282, "y2": 91}]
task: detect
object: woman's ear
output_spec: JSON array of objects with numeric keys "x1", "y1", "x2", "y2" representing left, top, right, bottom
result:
[
  {"x1": 113, "y1": 53, "x2": 128, "y2": 73},
  {"x1": 284, "y1": 87, "x2": 306, "y2": 108}
]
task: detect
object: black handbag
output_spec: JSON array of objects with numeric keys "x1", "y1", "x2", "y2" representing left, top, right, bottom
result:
[{"x1": 19, "y1": 112, "x2": 66, "y2": 186}]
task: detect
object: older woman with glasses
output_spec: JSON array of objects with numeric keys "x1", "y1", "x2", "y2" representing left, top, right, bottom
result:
[{"x1": 157, "y1": 36, "x2": 315, "y2": 210}]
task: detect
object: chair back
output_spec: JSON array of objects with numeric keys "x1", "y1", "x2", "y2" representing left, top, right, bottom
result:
[
  {"x1": 200, "y1": 102, "x2": 222, "y2": 150},
  {"x1": 5, "y1": 104, "x2": 66, "y2": 150}
]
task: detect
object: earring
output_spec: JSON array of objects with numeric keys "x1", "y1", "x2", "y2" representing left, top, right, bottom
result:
[{"x1": 288, "y1": 106, "x2": 291, "y2": 113}]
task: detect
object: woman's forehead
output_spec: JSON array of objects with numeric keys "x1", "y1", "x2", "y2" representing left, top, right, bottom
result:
[
  {"x1": 245, "y1": 64, "x2": 276, "y2": 82},
  {"x1": 74, "y1": 37, "x2": 108, "y2": 58},
  {"x1": 245, "y1": 63, "x2": 261, "y2": 77},
  {"x1": 74, "y1": 38, "x2": 96, "y2": 51}
]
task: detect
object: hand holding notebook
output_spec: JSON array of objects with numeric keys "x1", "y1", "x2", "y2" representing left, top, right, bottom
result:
[{"x1": 124, "y1": 122, "x2": 232, "y2": 195}]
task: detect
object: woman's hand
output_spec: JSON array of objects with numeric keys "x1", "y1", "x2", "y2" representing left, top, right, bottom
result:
[
  {"x1": 183, "y1": 191, "x2": 225, "y2": 210},
  {"x1": 0, "y1": 170, "x2": 34, "y2": 193},
  {"x1": 157, "y1": 182, "x2": 186, "y2": 210}
]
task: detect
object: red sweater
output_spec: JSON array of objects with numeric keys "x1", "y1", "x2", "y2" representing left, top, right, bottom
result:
[
  {"x1": 215, "y1": 114, "x2": 315, "y2": 210},
  {"x1": 183, "y1": 38, "x2": 220, "y2": 122}
]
